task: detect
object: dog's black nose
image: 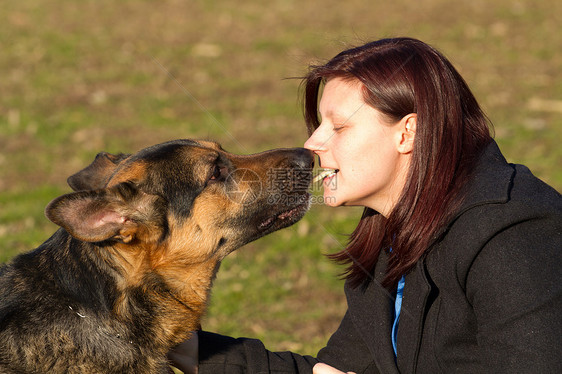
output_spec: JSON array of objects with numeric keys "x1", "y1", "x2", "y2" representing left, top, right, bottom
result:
[
  {"x1": 256, "y1": 147, "x2": 314, "y2": 171},
  {"x1": 288, "y1": 148, "x2": 314, "y2": 170}
]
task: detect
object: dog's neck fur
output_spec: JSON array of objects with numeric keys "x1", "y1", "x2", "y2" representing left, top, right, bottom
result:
[{"x1": 64, "y1": 230, "x2": 219, "y2": 349}]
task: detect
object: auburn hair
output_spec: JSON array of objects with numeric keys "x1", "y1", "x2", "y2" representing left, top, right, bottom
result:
[{"x1": 302, "y1": 38, "x2": 493, "y2": 289}]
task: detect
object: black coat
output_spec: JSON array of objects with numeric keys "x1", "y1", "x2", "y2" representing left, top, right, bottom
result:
[{"x1": 198, "y1": 141, "x2": 562, "y2": 373}]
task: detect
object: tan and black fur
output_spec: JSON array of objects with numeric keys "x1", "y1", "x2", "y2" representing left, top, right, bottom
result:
[{"x1": 0, "y1": 139, "x2": 313, "y2": 373}]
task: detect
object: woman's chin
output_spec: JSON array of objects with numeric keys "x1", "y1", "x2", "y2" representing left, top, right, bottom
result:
[{"x1": 323, "y1": 193, "x2": 341, "y2": 207}]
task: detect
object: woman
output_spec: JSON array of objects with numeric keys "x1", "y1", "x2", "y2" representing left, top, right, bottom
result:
[{"x1": 170, "y1": 38, "x2": 562, "y2": 373}]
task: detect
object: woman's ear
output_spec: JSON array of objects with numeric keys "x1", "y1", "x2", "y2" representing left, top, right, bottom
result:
[{"x1": 397, "y1": 113, "x2": 417, "y2": 154}]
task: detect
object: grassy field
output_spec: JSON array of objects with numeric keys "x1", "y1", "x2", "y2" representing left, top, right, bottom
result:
[{"x1": 1, "y1": 0, "x2": 561, "y2": 357}]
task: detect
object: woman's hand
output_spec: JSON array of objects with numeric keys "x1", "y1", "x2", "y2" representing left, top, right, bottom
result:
[
  {"x1": 168, "y1": 332, "x2": 199, "y2": 374},
  {"x1": 313, "y1": 362, "x2": 356, "y2": 374}
]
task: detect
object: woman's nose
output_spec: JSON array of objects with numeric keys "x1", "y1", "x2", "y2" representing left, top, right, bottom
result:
[{"x1": 304, "y1": 126, "x2": 330, "y2": 152}]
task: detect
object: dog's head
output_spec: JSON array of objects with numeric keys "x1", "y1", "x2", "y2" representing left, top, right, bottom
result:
[{"x1": 46, "y1": 139, "x2": 313, "y2": 267}]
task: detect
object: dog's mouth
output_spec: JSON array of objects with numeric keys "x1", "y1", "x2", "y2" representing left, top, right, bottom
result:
[{"x1": 257, "y1": 194, "x2": 310, "y2": 232}]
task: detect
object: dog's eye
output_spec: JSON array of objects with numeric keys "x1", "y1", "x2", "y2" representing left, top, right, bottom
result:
[
  {"x1": 210, "y1": 165, "x2": 221, "y2": 180},
  {"x1": 208, "y1": 165, "x2": 228, "y2": 184}
]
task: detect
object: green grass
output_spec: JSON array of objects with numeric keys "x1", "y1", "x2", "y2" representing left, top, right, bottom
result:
[
  {"x1": 1, "y1": 0, "x2": 560, "y2": 357},
  {"x1": 0, "y1": 186, "x2": 62, "y2": 262}
]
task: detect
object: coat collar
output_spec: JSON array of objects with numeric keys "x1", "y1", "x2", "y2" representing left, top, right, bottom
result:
[
  {"x1": 429, "y1": 140, "x2": 514, "y2": 246},
  {"x1": 395, "y1": 261, "x2": 431, "y2": 373},
  {"x1": 346, "y1": 252, "x2": 432, "y2": 374},
  {"x1": 446, "y1": 141, "x2": 513, "y2": 226},
  {"x1": 346, "y1": 250, "x2": 400, "y2": 373}
]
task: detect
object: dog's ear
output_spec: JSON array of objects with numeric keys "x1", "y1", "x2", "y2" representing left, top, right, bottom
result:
[
  {"x1": 68, "y1": 152, "x2": 130, "y2": 191},
  {"x1": 45, "y1": 182, "x2": 155, "y2": 243}
]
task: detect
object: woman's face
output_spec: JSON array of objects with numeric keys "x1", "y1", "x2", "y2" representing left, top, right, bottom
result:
[{"x1": 304, "y1": 78, "x2": 413, "y2": 216}]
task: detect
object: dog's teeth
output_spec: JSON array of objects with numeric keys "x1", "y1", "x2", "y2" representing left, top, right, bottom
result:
[{"x1": 313, "y1": 169, "x2": 337, "y2": 183}]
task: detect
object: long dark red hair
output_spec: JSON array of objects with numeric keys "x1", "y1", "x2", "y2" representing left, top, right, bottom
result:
[{"x1": 302, "y1": 38, "x2": 492, "y2": 289}]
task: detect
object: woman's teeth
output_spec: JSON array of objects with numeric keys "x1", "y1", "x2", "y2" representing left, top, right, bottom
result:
[{"x1": 313, "y1": 169, "x2": 338, "y2": 183}]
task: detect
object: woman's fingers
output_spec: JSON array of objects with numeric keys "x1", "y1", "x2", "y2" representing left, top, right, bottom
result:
[{"x1": 313, "y1": 362, "x2": 356, "y2": 374}]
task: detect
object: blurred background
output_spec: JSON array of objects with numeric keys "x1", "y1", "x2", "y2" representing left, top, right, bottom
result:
[{"x1": 1, "y1": 0, "x2": 560, "y2": 355}]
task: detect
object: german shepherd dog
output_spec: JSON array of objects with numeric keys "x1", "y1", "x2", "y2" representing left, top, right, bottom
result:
[{"x1": 0, "y1": 139, "x2": 313, "y2": 373}]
